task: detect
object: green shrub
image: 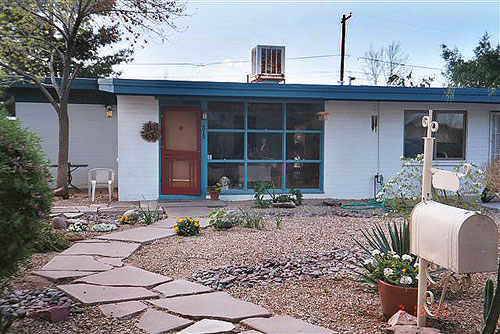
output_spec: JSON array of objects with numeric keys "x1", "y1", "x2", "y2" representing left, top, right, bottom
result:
[
  {"x1": 238, "y1": 209, "x2": 264, "y2": 229},
  {"x1": 253, "y1": 181, "x2": 272, "y2": 208},
  {"x1": 0, "y1": 114, "x2": 52, "y2": 280},
  {"x1": 290, "y1": 189, "x2": 303, "y2": 205},
  {"x1": 174, "y1": 217, "x2": 200, "y2": 236},
  {"x1": 32, "y1": 223, "x2": 70, "y2": 253},
  {"x1": 208, "y1": 209, "x2": 241, "y2": 230},
  {"x1": 139, "y1": 206, "x2": 160, "y2": 225}
]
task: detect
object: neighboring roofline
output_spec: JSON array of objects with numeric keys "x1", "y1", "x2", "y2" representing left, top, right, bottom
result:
[{"x1": 98, "y1": 78, "x2": 500, "y2": 104}]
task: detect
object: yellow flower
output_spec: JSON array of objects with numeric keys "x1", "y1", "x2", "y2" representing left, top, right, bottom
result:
[
  {"x1": 402, "y1": 268, "x2": 406, "y2": 274},
  {"x1": 174, "y1": 226, "x2": 179, "y2": 231}
]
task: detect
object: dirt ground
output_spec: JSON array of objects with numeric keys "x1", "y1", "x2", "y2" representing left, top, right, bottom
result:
[{"x1": 6, "y1": 199, "x2": 496, "y2": 333}]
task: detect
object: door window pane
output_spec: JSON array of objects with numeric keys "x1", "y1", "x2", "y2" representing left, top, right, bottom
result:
[
  {"x1": 248, "y1": 163, "x2": 282, "y2": 189},
  {"x1": 208, "y1": 163, "x2": 244, "y2": 189},
  {"x1": 286, "y1": 163, "x2": 320, "y2": 189},
  {"x1": 286, "y1": 133, "x2": 320, "y2": 160},
  {"x1": 287, "y1": 103, "x2": 322, "y2": 130},
  {"x1": 208, "y1": 133, "x2": 244, "y2": 160},
  {"x1": 248, "y1": 133, "x2": 282, "y2": 160},
  {"x1": 435, "y1": 112, "x2": 465, "y2": 159},
  {"x1": 248, "y1": 103, "x2": 283, "y2": 129},
  {"x1": 208, "y1": 102, "x2": 244, "y2": 129}
]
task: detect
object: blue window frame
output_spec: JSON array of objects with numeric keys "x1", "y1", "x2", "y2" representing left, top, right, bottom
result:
[{"x1": 207, "y1": 100, "x2": 324, "y2": 193}]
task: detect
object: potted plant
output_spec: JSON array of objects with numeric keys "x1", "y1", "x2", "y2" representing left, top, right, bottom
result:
[
  {"x1": 207, "y1": 182, "x2": 222, "y2": 200},
  {"x1": 363, "y1": 250, "x2": 419, "y2": 318}
]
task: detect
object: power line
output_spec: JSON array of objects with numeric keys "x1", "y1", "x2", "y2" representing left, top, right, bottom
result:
[{"x1": 357, "y1": 56, "x2": 444, "y2": 71}]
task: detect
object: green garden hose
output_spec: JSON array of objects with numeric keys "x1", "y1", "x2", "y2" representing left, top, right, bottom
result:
[{"x1": 340, "y1": 200, "x2": 391, "y2": 211}]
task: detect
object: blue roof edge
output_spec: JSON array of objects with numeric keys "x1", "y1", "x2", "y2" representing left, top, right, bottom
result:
[{"x1": 98, "y1": 78, "x2": 500, "y2": 104}]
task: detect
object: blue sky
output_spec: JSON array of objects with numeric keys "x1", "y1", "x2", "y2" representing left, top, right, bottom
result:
[{"x1": 114, "y1": 0, "x2": 500, "y2": 86}]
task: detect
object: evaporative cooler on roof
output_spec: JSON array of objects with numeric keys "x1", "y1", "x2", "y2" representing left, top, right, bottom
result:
[{"x1": 251, "y1": 45, "x2": 285, "y2": 83}]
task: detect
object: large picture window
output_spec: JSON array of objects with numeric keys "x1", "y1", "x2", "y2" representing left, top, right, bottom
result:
[
  {"x1": 404, "y1": 110, "x2": 466, "y2": 160},
  {"x1": 208, "y1": 101, "x2": 323, "y2": 191}
]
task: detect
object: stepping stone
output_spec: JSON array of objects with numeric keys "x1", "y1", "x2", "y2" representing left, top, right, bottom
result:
[
  {"x1": 32, "y1": 270, "x2": 98, "y2": 282},
  {"x1": 137, "y1": 309, "x2": 193, "y2": 334},
  {"x1": 240, "y1": 331, "x2": 263, "y2": 334},
  {"x1": 99, "y1": 300, "x2": 148, "y2": 320},
  {"x1": 178, "y1": 319, "x2": 236, "y2": 334},
  {"x1": 76, "y1": 239, "x2": 110, "y2": 243},
  {"x1": 150, "y1": 292, "x2": 271, "y2": 322},
  {"x1": 153, "y1": 280, "x2": 212, "y2": 298},
  {"x1": 74, "y1": 266, "x2": 172, "y2": 288},
  {"x1": 57, "y1": 283, "x2": 157, "y2": 305},
  {"x1": 63, "y1": 212, "x2": 85, "y2": 219},
  {"x1": 241, "y1": 315, "x2": 333, "y2": 334},
  {"x1": 167, "y1": 207, "x2": 210, "y2": 218},
  {"x1": 96, "y1": 227, "x2": 175, "y2": 244},
  {"x1": 96, "y1": 257, "x2": 124, "y2": 267},
  {"x1": 60, "y1": 240, "x2": 140, "y2": 258},
  {"x1": 41, "y1": 255, "x2": 113, "y2": 272}
]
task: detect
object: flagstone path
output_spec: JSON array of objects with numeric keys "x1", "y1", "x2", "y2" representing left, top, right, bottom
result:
[{"x1": 34, "y1": 207, "x2": 333, "y2": 333}]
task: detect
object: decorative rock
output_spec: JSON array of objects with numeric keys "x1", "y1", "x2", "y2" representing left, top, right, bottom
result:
[
  {"x1": 178, "y1": 319, "x2": 236, "y2": 334},
  {"x1": 63, "y1": 212, "x2": 85, "y2": 219},
  {"x1": 150, "y1": 292, "x2": 271, "y2": 322},
  {"x1": 388, "y1": 310, "x2": 417, "y2": 327},
  {"x1": 57, "y1": 283, "x2": 157, "y2": 305},
  {"x1": 323, "y1": 199, "x2": 342, "y2": 207},
  {"x1": 52, "y1": 217, "x2": 67, "y2": 230},
  {"x1": 242, "y1": 315, "x2": 333, "y2": 334},
  {"x1": 32, "y1": 270, "x2": 98, "y2": 282},
  {"x1": 122, "y1": 209, "x2": 139, "y2": 217},
  {"x1": 272, "y1": 202, "x2": 296, "y2": 208},
  {"x1": 39, "y1": 306, "x2": 69, "y2": 323},
  {"x1": 96, "y1": 227, "x2": 176, "y2": 244},
  {"x1": 41, "y1": 255, "x2": 113, "y2": 272},
  {"x1": 153, "y1": 280, "x2": 212, "y2": 298},
  {"x1": 60, "y1": 241, "x2": 140, "y2": 258},
  {"x1": 99, "y1": 300, "x2": 147, "y2": 320},
  {"x1": 137, "y1": 309, "x2": 193, "y2": 334},
  {"x1": 73, "y1": 266, "x2": 172, "y2": 288}
]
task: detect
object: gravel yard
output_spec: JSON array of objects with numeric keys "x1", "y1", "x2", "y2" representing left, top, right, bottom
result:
[{"x1": 5, "y1": 199, "x2": 498, "y2": 333}]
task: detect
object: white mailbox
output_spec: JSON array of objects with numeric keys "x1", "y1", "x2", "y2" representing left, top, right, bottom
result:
[{"x1": 410, "y1": 200, "x2": 498, "y2": 274}]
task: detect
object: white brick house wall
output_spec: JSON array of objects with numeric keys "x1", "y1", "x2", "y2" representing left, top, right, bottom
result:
[
  {"x1": 116, "y1": 95, "x2": 159, "y2": 201},
  {"x1": 16, "y1": 102, "x2": 118, "y2": 188}
]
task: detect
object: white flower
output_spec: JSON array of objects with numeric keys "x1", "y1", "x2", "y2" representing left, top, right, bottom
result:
[
  {"x1": 364, "y1": 258, "x2": 374, "y2": 265},
  {"x1": 402, "y1": 254, "x2": 412, "y2": 261},
  {"x1": 400, "y1": 276, "x2": 413, "y2": 285},
  {"x1": 383, "y1": 268, "x2": 394, "y2": 277},
  {"x1": 392, "y1": 254, "x2": 400, "y2": 259},
  {"x1": 372, "y1": 250, "x2": 381, "y2": 256},
  {"x1": 413, "y1": 262, "x2": 419, "y2": 267},
  {"x1": 388, "y1": 250, "x2": 396, "y2": 255}
]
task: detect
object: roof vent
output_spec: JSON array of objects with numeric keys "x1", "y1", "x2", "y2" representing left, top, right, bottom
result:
[{"x1": 251, "y1": 45, "x2": 285, "y2": 83}]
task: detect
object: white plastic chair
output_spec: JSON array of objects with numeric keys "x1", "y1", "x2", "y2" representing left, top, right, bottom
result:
[{"x1": 88, "y1": 168, "x2": 114, "y2": 203}]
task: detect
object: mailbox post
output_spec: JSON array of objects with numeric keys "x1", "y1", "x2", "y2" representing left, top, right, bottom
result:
[{"x1": 412, "y1": 110, "x2": 498, "y2": 328}]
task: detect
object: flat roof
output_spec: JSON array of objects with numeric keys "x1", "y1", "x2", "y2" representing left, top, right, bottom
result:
[{"x1": 10, "y1": 77, "x2": 500, "y2": 104}]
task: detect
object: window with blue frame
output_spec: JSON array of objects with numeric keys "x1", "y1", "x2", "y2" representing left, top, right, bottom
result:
[{"x1": 207, "y1": 101, "x2": 323, "y2": 191}]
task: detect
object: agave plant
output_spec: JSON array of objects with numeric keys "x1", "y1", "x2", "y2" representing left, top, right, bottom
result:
[{"x1": 482, "y1": 260, "x2": 500, "y2": 334}]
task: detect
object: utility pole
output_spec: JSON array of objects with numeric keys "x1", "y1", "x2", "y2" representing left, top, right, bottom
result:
[{"x1": 339, "y1": 12, "x2": 352, "y2": 85}]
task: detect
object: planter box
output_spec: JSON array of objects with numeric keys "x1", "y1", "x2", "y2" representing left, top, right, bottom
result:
[{"x1": 378, "y1": 280, "x2": 417, "y2": 319}]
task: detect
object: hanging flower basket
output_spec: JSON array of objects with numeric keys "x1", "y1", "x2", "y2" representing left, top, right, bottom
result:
[{"x1": 140, "y1": 121, "x2": 160, "y2": 142}]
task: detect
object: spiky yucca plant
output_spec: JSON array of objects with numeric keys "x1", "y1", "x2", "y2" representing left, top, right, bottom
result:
[{"x1": 482, "y1": 261, "x2": 500, "y2": 334}]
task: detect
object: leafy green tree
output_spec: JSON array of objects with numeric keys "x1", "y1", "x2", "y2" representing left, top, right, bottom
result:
[
  {"x1": 441, "y1": 33, "x2": 500, "y2": 88},
  {"x1": 0, "y1": 0, "x2": 184, "y2": 198}
]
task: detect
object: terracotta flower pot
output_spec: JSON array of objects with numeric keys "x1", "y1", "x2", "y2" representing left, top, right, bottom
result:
[
  {"x1": 378, "y1": 279, "x2": 418, "y2": 319},
  {"x1": 208, "y1": 190, "x2": 220, "y2": 200}
]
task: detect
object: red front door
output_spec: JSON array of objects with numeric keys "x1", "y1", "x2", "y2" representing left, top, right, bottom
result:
[{"x1": 161, "y1": 107, "x2": 201, "y2": 195}]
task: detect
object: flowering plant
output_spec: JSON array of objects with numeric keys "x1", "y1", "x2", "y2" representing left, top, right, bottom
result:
[
  {"x1": 118, "y1": 214, "x2": 137, "y2": 224},
  {"x1": 207, "y1": 182, "x2": 222, "y2": 192},
  {"x1": 362, "y1": 250, "x2": 418, "y2": 288},
  {"x1": 173, "y1": 217, "x2": 200, "y2": 236}
]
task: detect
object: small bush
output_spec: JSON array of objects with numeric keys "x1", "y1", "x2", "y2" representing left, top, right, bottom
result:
[
  {"x1": 238, "y1": 209, "x2": 264, "y2": 229},
  {"x1": 139, "y1": 206, "x2": 160, "y2": 225},
  {"x1": 208, "y1": 209, "x2": 241, "y2": 230},
  {"x1": 174, "y1": 217, "x2": 200, "y2": 236},
  {"x1": 0, "y1": 114, "x2": 53, "y2": 280},
  {"x1": 32, "y1": 224, "x2": 70, "y2": 253}
]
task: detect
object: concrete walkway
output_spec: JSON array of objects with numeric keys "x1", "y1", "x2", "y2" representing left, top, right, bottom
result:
[{"x1": 36, "y1": 206, "x2": 332, "y2": 334}]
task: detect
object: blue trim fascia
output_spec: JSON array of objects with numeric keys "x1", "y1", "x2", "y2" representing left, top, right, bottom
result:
[
  {"x1": 220, "y1": 189, "x2": 324, "y2": 195},
  {"x1": 12, "y1": 78, "x2": 99, "y2": 91},
  {"x1": 282, "y1": 102, "x2": 287, "y2": 190},
  {"x1": 201, "y1": 100, "x2": 208, "y2": 196},
  {"x1": 99, "y1": 78, "x2": 500, "y2": 104}
]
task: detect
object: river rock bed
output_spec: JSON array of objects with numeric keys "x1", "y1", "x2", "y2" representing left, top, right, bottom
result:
[
  {"x1": 190, "y1": 248, "x2": 364, "y2": 290},
  {"x1": 0, "y1": 288, "x2": 77, "y2": 319}
]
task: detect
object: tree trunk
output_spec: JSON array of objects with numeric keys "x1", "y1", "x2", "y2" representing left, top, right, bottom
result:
[{"x1": 54, "y1": 101, "x2": 70, "y2": 199}]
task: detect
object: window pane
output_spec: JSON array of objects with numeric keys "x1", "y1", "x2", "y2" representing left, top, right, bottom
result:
[
  {"x1": 404, "y1": 111, "x2": 426, "y2": 158},
  {"x1": 286, "y1": 133, "x2": 320, "y2": 160},
  {"x1": 286, "y1": 163, "x2": 320, "y2": 189},
  {"x1": 208, "y1": 133, "x2": 244, "y2": 160},
  {"x1": 208, "y1": 101, "x2": 244, "y2": 129},
  {"x1": 208, "y1": 163, "x2": 244, "y2": 189},
  {"x1": 287, "y1": 103, "x2": 322, "y2": 130},
  {"x1": 435, "y1": 112, "x2": 465, "y2": 159},
  {"x1": 248, "y1": 103, "x2": 283, "y2": 129},
  {"x1": 248, "y1": 133, "x2": 282, "y2": 160},
  {"x1": 247, "y1": 163, "x2": 282, "y2": 189}
]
